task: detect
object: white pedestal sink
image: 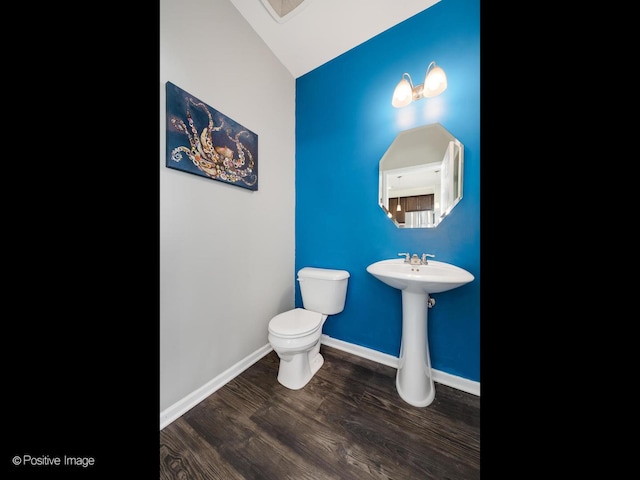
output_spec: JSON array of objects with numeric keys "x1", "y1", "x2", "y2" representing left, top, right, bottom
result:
[{"x1": 366, "y1": 258, "x2": 474, "y2": 407}]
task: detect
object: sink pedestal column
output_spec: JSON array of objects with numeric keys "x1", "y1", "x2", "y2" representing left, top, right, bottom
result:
[{"x1": 396, "y1": 290, "x2": 435, "y2": 407}]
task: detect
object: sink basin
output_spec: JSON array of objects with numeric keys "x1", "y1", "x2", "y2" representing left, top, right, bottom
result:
[
  {"x1": 366, "y1": 259, "x2": 474, "y2": 294},
  {"x1": 366, "y1": 258, "x2": 474, "y2": 407}
]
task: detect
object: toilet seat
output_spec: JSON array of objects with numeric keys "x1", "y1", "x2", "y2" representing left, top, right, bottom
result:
[{"x1": 268, "y1": 308, "x2": 323, "y2": 338}]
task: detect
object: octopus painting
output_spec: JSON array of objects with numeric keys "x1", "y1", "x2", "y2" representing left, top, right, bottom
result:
[{"x1": 165, "y1": 81, "x2": 258, "y2": 190}]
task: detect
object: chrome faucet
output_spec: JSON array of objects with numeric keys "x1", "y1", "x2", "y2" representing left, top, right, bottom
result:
[
  {"x1": 400, "y1": 252, "x2": 435, "y2": 264},
  {"x1": 421, "y1": 253, "x2": 435, "y2": 264}
]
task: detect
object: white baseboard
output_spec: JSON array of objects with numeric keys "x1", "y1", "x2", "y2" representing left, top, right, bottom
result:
[
  {"x1": 160, "y1": 344, "x2": 273, "y2": 430},
  {"x1": 321, "y1": 334, "x2": 399, "y2": 368},
  {"x1": 160, "y1": 336, "x2": 480, "y2": 430},
  {"x1": 320, "y1": 334, "x2": 480, "y2": 397}
]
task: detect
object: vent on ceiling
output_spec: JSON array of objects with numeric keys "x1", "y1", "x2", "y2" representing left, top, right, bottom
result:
[{"x1": 260, "y1": 0, "x2": 314, "y2": 23}]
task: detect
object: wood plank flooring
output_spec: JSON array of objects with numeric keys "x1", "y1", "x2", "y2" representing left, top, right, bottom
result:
[{"x1": 160, "y1": 345, "x2": 480, "y2": 479}]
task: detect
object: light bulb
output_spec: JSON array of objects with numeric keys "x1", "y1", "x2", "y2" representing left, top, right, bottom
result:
[
  {"x1": 423, "y1": 64, "x2": 447, "y2": 98},
  {"x1": 392, "y1": 74, "x2": 413, "y2": 108}
]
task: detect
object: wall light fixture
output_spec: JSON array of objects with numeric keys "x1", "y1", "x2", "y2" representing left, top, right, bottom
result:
[{"x1": 391, "y1": 61, "x2": 447, "y2": 108}]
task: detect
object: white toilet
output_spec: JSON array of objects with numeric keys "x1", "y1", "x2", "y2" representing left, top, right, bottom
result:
[{"x1": 268, "y1": 267, "x2": 350, "y2": 390}]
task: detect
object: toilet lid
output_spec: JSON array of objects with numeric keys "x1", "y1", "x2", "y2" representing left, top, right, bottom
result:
[{"x1": 269, "y1": 308, "x2": 323, "y2": 337}]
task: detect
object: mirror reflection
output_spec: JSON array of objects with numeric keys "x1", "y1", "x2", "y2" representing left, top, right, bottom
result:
[{"x1": 378, "y1": 123, "x2": 464, "y2": 228}]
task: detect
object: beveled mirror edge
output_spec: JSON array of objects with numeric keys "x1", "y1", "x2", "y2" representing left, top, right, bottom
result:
[{"x1": 438, "y1": 138, "x2": 464, "y2": 222}]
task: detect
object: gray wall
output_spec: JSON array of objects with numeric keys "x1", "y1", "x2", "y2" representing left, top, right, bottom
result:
[{"x1": 160, "y1": 0, "x2": 296, "y2": 412}]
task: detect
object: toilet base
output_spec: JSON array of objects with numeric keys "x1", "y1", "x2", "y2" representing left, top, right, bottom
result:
[
  {"x1": 310, "y1": 352, "x2": 324, "y2": 377},
  {"x1": 276, "y1": 348, "x2": 324, "y2": 390}
]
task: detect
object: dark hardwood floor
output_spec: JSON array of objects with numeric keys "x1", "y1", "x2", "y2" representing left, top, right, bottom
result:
[{"x1": 160, "y1": 345, "x2": 480, "y2": 479}]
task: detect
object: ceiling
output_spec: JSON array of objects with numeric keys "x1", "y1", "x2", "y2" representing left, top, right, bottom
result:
[{"x1": 230, "y1": 0, "x2": 440, "y2": 78}]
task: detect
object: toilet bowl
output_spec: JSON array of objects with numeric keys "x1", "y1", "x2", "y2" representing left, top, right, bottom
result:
[
  {"x1": 268, "y1": 267, "x2": 349, "y2": 390},
  {"x1": 268, "y1": 308, "x2": 327, "y2": 389}
]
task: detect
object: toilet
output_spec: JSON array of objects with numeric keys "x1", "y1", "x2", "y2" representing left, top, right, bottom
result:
[{"x1": 268, "y1": 267, "x2": 350, "y2": 390}]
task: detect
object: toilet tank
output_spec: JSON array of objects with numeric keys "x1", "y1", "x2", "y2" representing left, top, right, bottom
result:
[{"x1": 298, "y1": 267, "x2": 350, "y2": 315}]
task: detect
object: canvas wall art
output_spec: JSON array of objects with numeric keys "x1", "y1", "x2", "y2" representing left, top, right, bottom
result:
[{"x1": 165, "y1": 81, "x2": 258, "y2": 191}]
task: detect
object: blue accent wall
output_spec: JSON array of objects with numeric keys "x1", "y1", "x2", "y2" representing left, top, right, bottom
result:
[{"x1": 295, "y1": 0, "x2": 480, "y2": 382}]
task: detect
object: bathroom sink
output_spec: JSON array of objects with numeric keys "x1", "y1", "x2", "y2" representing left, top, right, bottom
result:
[
  {"x1": 366, "y1": 257, "x2": 475, "y2": 407},
  {"x1": 366, "y1": 259, "x2": 474, "y2": 294}
]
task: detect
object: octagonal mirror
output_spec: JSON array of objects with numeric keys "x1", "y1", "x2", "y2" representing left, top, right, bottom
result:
[{"x1": 378, "y1": 123, "x2": 464, "y2": 228}]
